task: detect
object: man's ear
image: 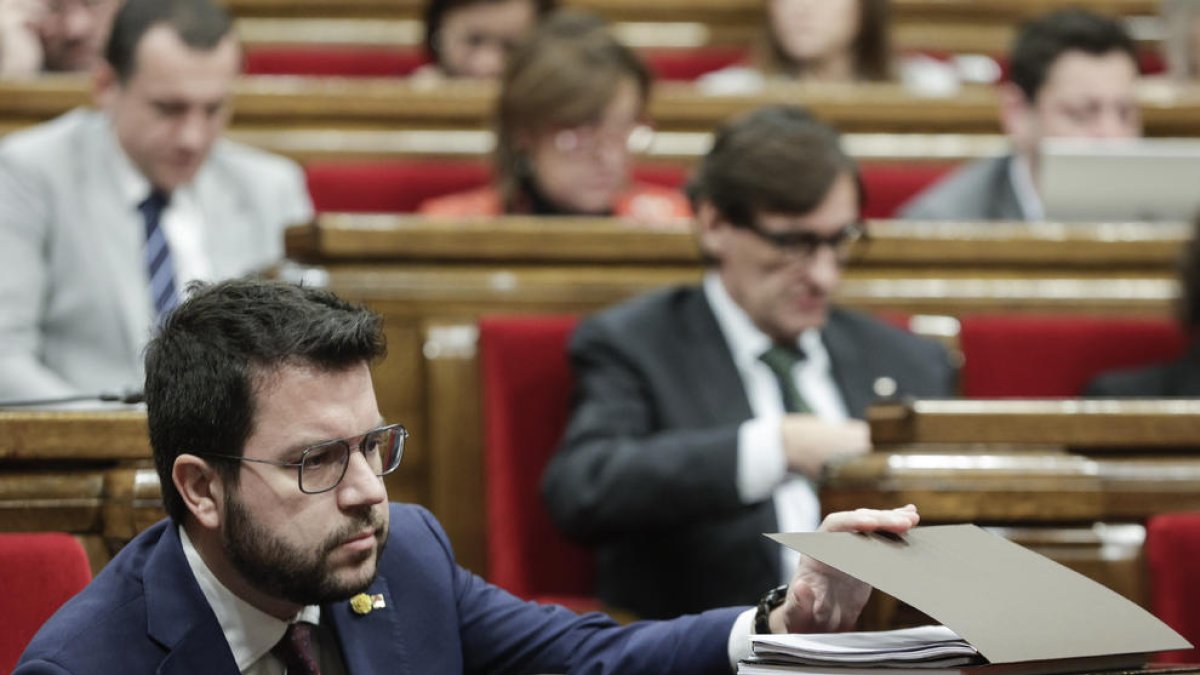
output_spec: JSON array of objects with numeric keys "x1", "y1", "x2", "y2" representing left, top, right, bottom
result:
[
  {"x1": 694, "y1": 200, "x2": 732, "y2": 260},
  {"x1": 91, "y1": 62, "x2": 119, "y2": 111},
  {"x1": 173, "y1": 455, "x2": 225, "y2": 530},
  {"x1": 998, "y1": 82, "x2": 1037, "y2": 158}
]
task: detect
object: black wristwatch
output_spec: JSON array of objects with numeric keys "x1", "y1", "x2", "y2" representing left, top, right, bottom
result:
[{"x1": 754, "y1": 584, "x2": 789, "y2": 634}]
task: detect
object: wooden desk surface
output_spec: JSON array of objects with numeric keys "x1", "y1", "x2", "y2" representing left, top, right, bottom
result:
[
  {"x1": 289, "y1": 215, "x2": 1188, "y2": 270},
  {"x1": 869, "y1": 399, "x2": 1200, "y2": 449},
  {"x1": 8, "y1": 77, "x2": 1200, "y2": 136},
  {"x1": 0, "y1": 410, "x2": 150, "y2": 461},
  {"x1": 822, "y1": 450, "x2": 1200, "y2": 522}
]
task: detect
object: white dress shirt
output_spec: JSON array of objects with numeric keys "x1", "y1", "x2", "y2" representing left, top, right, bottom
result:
[
  {"x1": 179, "y1": 527, "x2": 345, "y2": 675},
  {"x1": 704, "y1": 272, "x2": 851, "y2": 582},
  {"x1": 110, "y1": 131, "x2": 213, "y2": 291}
]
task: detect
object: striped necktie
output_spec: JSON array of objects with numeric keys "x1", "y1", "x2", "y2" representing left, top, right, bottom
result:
[
  {"x1": 759, "y1": 344, "x2": 811, "y2": 413},
  {"x1": 273, "y1": 621, "x2": 322, "y2": 675},
  {"x1": 139, "y1": 190, "x2": 180, "y2": 322}
]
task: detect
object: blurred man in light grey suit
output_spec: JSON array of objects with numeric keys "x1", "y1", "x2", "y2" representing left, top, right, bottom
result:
[
  {"x1": 899, "y1": 8, "x2": 1140, "y2": 221},
  {"x1": 0, "y1": 0, "x2": 312, "y2": 401}
]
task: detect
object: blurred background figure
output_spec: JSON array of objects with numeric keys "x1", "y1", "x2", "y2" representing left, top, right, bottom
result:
[
  {"x1": 1087, "y1": 210, "x2": 1200, "y2": 396},
  {"x1": 415, "y1": 0, "x2": 555, "y2": 80},
  {"x1": 0, "y1": 0, "x2": 120, "y2": 77},
  {"x1": 1163, "y1": 0, "x2": 1200, "y2": 80},
  {"x1": 899, "y1": 8, "x2": 1141, "y2": 221},
  {"x1": 701, "y1": 0, "x2": 891, "y2": 92},
  {"x1": 420, "y1": 11, "x2": 690, "y2": 222}
]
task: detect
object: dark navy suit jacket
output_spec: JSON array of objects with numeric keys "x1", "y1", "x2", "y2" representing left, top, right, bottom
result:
[{"x1": 17, "y1": 503, "x2": 742, "y2": 674}]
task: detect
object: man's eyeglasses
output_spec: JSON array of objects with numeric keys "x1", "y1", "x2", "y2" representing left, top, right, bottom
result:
[
  {"x1": 200, "y1": 424, "x2": 407, "y2": 494},
  {"x1": 740, "y1": 220, "x2": 868, "y2": 262}
]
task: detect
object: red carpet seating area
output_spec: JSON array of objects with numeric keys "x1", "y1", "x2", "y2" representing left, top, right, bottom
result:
[
  {"x1": 304, "y1": 160, "x2": 957, "y2": 218},
  {"x1": 0, "y1": 533, "x2": 92, "y2": 673}
]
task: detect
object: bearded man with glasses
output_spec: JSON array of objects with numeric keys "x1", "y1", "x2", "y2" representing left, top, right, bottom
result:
[
  {"x1": 543, "y1": 105, "x2": 957, "y2": 621},
  {"x1": 18, "y1": 277, "x2": 922, "y2": 674}
]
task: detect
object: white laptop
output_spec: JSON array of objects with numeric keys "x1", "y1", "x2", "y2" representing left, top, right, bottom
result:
[{"x1": 1039, "y1": 137, "x2": 1200, "y2": 223}]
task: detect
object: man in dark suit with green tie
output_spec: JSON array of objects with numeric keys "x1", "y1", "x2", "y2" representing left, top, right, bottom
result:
[{"x1": 542, "y1": 105, "x2": 957, "y2": 620}]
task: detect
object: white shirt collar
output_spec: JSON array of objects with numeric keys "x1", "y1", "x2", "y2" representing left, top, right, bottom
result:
[
  {"x1": 702, "y1": 271, "x2": 831, "y2": 372},
  {"x1": 1008, "y1": 153, "x2": 1045, "y2": 221},
  {"x1": 179, "y1": 525, "x2": 322, "y2": 672}
]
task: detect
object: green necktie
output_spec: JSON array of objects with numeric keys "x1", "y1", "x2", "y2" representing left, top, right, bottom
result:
[{"x1": 759, "y1": 344, "x2": 811, "y2": 413}]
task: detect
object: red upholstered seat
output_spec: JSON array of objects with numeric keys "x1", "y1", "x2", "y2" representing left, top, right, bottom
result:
[
  {"x1": 305, "y1": 161, "x2": 492, "y2": 214},
  {"x1": 642, "y1": 47, "x2": 746, "y2": 81},
  {"x1": 304, "y1": 158, "x2": 947, "y2": 218},
  {"x1": 244, "y1": 46, "x2": 427, "y2": 77},
  {"x1": 958, "y1": 315, "x2": 1187, "y2": 397},
  {"x1": 1146, "y1": 512, "x2": 1200, "y2": 663},
  {"x1": 860, "y1": 162, "x2": 957, "y2": 219},
  {"x1": 478, "y1": 315, "x2": 602, "y2": 613},
  {"x1": 305, "y1": 161, "x2": 689, "y2": 215},
  {"x1": 0, "y1": 533, "x2": 92, "y2": 673}
]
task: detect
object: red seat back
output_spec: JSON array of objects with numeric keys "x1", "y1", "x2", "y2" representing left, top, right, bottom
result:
[
  {"x1": 958, "y1": 315, "x2": 1187, "y2": 397},
  {"x1": 642, "y1": 47, "x2": 746, "y2": 81},
  {"x1": 305, "y1": 161, "x2": 492, "y2": 213},
  {"x1": 244, "y1": 46, "x2": 427, "y2": 77},
  {"x1": 478, "y1": 315, "x2": 599, "y2": 607},
  {"x1": 1146, "y1": 512, "x2": 1200, "y2": 663},
  {"x1": 305, "y1": 161, "x2": 689, "y2": 214},
  {"x1": 0, "y1": 533, "x2": 92, "y2": 673},
  {"x1": 861, "y1": 161, "x2": 958, "y2": 219}
]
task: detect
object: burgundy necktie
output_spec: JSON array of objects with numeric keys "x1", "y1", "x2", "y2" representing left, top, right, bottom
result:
[{"x1": 272, "y1": 621, "x2": 321, "y2": 675}]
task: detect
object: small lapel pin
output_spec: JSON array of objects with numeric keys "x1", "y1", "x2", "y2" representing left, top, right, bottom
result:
[{"x1": 350, "y1": 593, "x2": 386, "y2": 615}]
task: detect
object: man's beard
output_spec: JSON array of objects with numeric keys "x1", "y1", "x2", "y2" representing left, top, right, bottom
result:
[{"x1": 223, "y1": 493, "x2": 387, "y2": 607}]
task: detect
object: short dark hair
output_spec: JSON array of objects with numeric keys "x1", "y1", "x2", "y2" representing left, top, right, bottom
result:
[
  {"x1": 423, "y1": 0, "x2": 557, "y2": 64},
  {"x1": 105, "y1": 0, "x2": 235, "y2": 82},
  {"x1": 686, "y1": 105, "x2": 863, "y2": 228},
  {"x1": 144, "y1": 279, "x2": 387, "y2": 523},
  {"x1": 1009, "y1": 8, "x2": 1138, "y2": 102}
]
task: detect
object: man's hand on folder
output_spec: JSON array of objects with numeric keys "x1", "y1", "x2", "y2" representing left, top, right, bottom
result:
[{"x1": 770, "y1": 504, "x2": 920, "y2": 635}]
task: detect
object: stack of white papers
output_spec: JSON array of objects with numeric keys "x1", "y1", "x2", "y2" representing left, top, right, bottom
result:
[{"x1": 740, "y1": 625, "x2": 985, "y2": 674}]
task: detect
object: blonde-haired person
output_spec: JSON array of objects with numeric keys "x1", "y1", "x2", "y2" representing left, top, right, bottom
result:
[{"x1": 419, "y1": 10, "x2": 691, "y2": 223}]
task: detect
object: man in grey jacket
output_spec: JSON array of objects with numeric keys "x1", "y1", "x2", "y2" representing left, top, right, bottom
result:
[
  {"x1": 0, "y1": 0, "x2": 312, "y2": 401},
  {"x1": 900, "y1": 8, "x2": 1140, "y2": 221}
]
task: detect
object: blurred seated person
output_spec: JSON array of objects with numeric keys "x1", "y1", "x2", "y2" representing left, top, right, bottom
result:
[
  {"x1": 701, "y1": 0, "x2": 892, "y2": 93},
  {"x1": 419, "y1": 11, "x2": 691, "y2": 222},
  {"x1": 0, "y1": 0, "x2": 312, "y2": 402},
  {"x1": 0, "y1": 0, "x2": 119, "y2": 77},
  {"x1": 899, "y1": 8, "x2": 1140, "y2": 221},
  {"x1": 699, "y1": 0, "x2": 973, "y2": 96},
  {"x1": 1086, "y1": 211, "x2": 1200, "y2": 396},
  {"x1": 1163, "y1": 0, "x2": 1200, "y2": 80},
  {"x1": 413, "y1": 0, "x2": 554, "y2": 80},
  {"x1": 541, "y1": 105, "x2": 956, "y2": 619}
]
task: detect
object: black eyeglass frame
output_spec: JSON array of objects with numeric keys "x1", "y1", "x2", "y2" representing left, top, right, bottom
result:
[
  {"x1": 737, "y1": 219, "x2": 869, "y2": 261},
  {"x1": 199, "y1": 423, "x2": 408, "y2": 494}
]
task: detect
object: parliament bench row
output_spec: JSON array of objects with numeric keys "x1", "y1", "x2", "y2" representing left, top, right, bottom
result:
[
  {"x1": 222, "y1": 0, "x2": 1163, "y2": 52},
  {"x1": 6, "y1": 77, "x2": 1200, "y2": 136}
]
